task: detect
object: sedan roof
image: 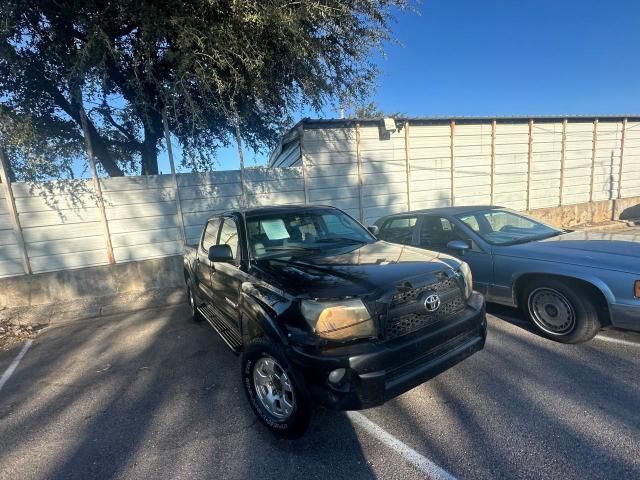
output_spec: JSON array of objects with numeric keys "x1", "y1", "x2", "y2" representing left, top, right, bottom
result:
[{"x1": 379, "y1": 205, "x2": 503, "y2": 220}]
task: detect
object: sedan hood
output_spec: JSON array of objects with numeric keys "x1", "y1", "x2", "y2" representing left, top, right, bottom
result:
[
  {"x1": 500, "y1": 230, "x2": 640, "y2": 273},
  {"x1": 252, "y1": 241, "x2": 459, "y2": 299}
]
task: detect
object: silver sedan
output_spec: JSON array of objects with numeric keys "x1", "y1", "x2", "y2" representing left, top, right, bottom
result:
[{"x1": 374, "y1": 206, "x2": 640, "y2": 343}]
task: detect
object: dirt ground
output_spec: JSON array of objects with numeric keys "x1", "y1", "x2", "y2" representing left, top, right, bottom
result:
[{"x1": 0, "y1": 320, "x2": 39, "y2": 351}]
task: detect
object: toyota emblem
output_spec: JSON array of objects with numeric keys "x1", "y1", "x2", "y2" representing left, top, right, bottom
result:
[{"x1": 424, "y1": 294, "x2": 441, "y2": 312}]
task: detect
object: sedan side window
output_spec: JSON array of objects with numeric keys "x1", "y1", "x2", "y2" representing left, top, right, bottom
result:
[
  {"x1": 420, "y1": 216, "x2": 469, "y2": 250},
  {"x1": 379, "y1": 217, "x2": 417, "y2": 244},
  {"x1": 218, "y1": 218, "x2": 240, "y2": 260},
  {"x1": 201, "y1": 218, "x2": 221, "y2": 251}
]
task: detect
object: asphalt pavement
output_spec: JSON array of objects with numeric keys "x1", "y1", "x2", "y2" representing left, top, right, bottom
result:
[{"x1": 0, "y1": 303, "x2": 639, "y2": 480}]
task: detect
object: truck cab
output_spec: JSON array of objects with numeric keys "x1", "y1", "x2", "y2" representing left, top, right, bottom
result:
[{"x1": 183, "y1": 205, "x2": 486, "y2": 438}]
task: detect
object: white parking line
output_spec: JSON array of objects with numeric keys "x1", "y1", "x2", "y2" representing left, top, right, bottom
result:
[
  {"x1": 347, "y1": 411, "x2": 457, "y2": 480},
  {"x1": 594, "y1": 335, "x2": 640, "y2": 347},
  {"x1": 0, "y1": 339, "x2": 33, "y2": 393}
]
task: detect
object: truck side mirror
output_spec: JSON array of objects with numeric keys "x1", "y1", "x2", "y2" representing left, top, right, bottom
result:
[
  {"x1": 208, "y1": 244, "x2": 234, "y2": 262},
  {"x1": 446, "y1": 239, "x2": 471, "y2": 255},
  {"x1": 368, "y1": 225, "x2": 379, "y2": 236}
]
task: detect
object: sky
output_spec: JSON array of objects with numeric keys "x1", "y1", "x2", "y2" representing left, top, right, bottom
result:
[{"x1": 160, "y1": 0, "x2": 640, "y2": 173}]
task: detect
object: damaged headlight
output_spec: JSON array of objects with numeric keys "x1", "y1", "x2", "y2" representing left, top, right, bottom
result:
[
  {"x1": 458, "y1": 262, "x2": 473, "y2": 299},
  {"x1": 301, "y1": 298, "x2": 375, "y2": 341}
]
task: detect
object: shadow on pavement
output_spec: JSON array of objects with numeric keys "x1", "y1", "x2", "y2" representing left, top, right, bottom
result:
[{"x1": 0, "y1": 305, "x2": 375, "y2": 480}]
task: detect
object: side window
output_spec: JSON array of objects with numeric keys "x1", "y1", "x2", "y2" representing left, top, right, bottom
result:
[
  {"x1": 201, "y1": 218, "x2": 221, "y2": 251},
  {"x1": 420, "y1": 216, "x2": 468, "y2": 250},
  {"x1": 218, "y1": 218, "x2": 239, "y2": 259},
  {"x1": 459, "y1": 214, "x2": 481, "y2": 232},
  {"x1": 379, "y1": 217, "x2": 417, "y2": 244}
]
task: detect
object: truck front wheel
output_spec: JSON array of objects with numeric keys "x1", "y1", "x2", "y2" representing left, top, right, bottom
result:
[{"x1": 241, "y1": 338, "x2": 311, "y2": 438}]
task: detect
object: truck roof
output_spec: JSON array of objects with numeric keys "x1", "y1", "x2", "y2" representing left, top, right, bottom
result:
[{"x1": 211, "y1": 204, "x2": 339, "y2": 220}]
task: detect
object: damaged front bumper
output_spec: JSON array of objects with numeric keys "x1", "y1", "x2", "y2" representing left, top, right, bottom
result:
[{"x1": 287, "y1": 292, "x2": 487, "y2": 410}]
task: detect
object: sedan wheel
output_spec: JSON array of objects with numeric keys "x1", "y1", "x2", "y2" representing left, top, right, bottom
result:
[
  {"x1": 522, "y1": 278, "x2": 601, "y2": 343},
  {"x1": 527, "y1": 287, "x2": 576, "y2": 335}
]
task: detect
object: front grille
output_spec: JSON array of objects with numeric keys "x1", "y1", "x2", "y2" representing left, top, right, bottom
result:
[
  {"x1": 385, "y1": 276, "x2": 465, "y2": 340},
  {"x1": 391, "y1": 276, "x2": 459, "y2": 305}
]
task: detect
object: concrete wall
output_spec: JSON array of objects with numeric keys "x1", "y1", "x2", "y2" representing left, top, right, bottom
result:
[
  {"x1": 0, "y1": 255, "x2": 183, "y2": 310},
  {"x1": 0, "y1": 167, "x2": 304, "y2": 278},
  {"x1": 2, "y1": 116, "x2": 640, "y2": 292},
  {"x1": 273, "y1": 117, "x2": 640, "y2": 224}
]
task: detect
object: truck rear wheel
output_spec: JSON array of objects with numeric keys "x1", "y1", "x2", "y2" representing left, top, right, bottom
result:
[
  {"x1": 186, "y1": 282, "x2": 204, "y2": 323},
  {"x1": 241, "y1": 338, "x2": 311, "y2": 438}
]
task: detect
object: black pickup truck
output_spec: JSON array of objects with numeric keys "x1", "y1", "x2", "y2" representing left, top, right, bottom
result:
[{"x1": 183, "y1": 205, "x2": 486, "y2": 437}]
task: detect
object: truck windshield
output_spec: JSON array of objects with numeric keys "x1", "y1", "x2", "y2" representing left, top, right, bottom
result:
[
  {"x1": 246, "y1": 209, "x2": 375, "y2": 258},
  {"x1": 456, "y1": 209, "x2": 563, "y2": 246}
]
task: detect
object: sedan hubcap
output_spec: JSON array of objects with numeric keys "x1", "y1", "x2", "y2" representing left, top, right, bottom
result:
[
  {"x1": 528, "y1": 288, "x2": 576, "y2": 335},
  {"x1": 253, "y1": 357, "x2": 296, "y2": 420}
]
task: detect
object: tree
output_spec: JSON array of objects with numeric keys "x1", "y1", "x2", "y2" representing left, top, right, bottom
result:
[
  {"x1": 353, "y1": 101, "x2": 405, "y2": 119},
  {"x1": 0, "y1": 0, "x2": 408, "y2": 178}
]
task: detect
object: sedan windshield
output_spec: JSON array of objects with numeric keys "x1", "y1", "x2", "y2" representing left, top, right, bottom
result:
[
  {"x1": 246, "y1": 209, "x2": 375, "y2": 258},
  {"x1": 456, "y1": 209, "x2": 562, "y2": 246}
]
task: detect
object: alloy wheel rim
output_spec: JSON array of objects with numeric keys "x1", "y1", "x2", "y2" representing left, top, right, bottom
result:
[
  {"x1": 528, "y1": 287, "x2": 576, "y2": 335},
  {"x1": 253, "y1": 356, "x2": 296, "y2": 420}
]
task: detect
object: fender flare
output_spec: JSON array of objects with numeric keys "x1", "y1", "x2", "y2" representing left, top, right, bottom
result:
[{"x1": 239, "y1": 289, "x2": 289, "y2": 346}]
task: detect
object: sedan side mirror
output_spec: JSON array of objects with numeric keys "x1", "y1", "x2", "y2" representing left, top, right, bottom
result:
[
  {"x1": 208, "y1": 244, "x2": 234, "y2": 262},
  {"x1": 447, "y1": 239, "x2": 471, "y2": 255},
  {"x1": 368, "y1": 225, "x2": 379, "y2": 236}
]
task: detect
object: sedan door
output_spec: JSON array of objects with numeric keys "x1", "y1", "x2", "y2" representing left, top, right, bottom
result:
[{"x1": 417, "y1": 215, "x2": 493, "y2": 296}]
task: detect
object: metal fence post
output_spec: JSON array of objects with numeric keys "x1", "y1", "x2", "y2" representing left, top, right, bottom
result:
[
  {"x1": 617, "y1": 118, "x2": 627, "y2": 199},
  {"x1": 589, "y1": 119, "x2": 599, "y2": 203},
  {"x1": 163, "y1": 109, "x2": 187, "y2": 247},
  {"x1": 297, "y1": 124, "x2": 309, "y2": 205},
  {"x1": 404, "y1": 120, "x2": 412, "y2": 211},
  {"x1": 79, "y1": 108, "x2": 115, "y2": 265},
  {"x1": 355, "y1": 123, "x2": 364, "y2": 223},
  {"x1": 490, "y1": 120, "x2": 496, "y2": 205},
  {"x1": 450, "y1": 120, "x2": 456, "y2": 206},
  {"x1": 0, "y1": 145, "x2": 31, "y2": 274},
  {"x1": 527, "y1": 119, "x2": 534, "y2": 211},
  {"x1": 559, "y1": 118, "x2": 568, "y2": 206}
]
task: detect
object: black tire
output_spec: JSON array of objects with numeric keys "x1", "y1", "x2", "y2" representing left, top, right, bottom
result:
[
  {"x1": 186, "y1": 281, "x2": 204, "y2": 323},
  {"x1": 241, "y1": 338, "x2": 311, "y2": 439},
  {"x1": 521, "y1": 277, "x2": 601, "y2": 344}
]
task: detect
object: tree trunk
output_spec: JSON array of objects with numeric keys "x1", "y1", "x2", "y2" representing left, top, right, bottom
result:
[
  {"x1": 141, "y1": 137, "x2": 159, "y2": 175},
  {"x1": 84, "y1": 119, "x2": 125, "y2": 177},
  {"x1": 140, "y1": 111, "x2": 162, "y2": 175}
]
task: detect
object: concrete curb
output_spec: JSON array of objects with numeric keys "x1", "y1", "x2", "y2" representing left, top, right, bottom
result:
[
  {"x1": 572, "y1": 221, "x2": 629, "y2": 232},
  {"x1": 0, "y1": 287, "x2": 187, "y2": 326}
]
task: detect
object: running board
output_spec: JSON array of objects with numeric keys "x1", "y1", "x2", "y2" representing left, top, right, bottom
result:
[{"x1": 198, "y1": 304, "x2": 243, "y2": 353}]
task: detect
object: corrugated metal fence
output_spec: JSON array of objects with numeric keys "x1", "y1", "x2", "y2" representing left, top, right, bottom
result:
[{"x1": 1, "y1": 117, "x2": 640, "y2": 279}]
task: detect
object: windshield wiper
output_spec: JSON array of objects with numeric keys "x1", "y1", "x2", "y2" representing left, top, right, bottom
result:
[
  {"x1": 263, "y1": 246, "x2": 321, "y2": 252},
  {"x1": 502, "y1": 231, "x2": 564, "y2": 246},
  {"x1": 314, "y1": 237, "x2": 367, "y2": 244}
]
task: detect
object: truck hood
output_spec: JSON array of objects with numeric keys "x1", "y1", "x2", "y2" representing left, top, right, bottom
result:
[
  {"x1": 497, "y1": 230, "x2": 640, "y2": 273},
  {"x1": 252, "y1": 241, "x2": 460, "y2": 299}
]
